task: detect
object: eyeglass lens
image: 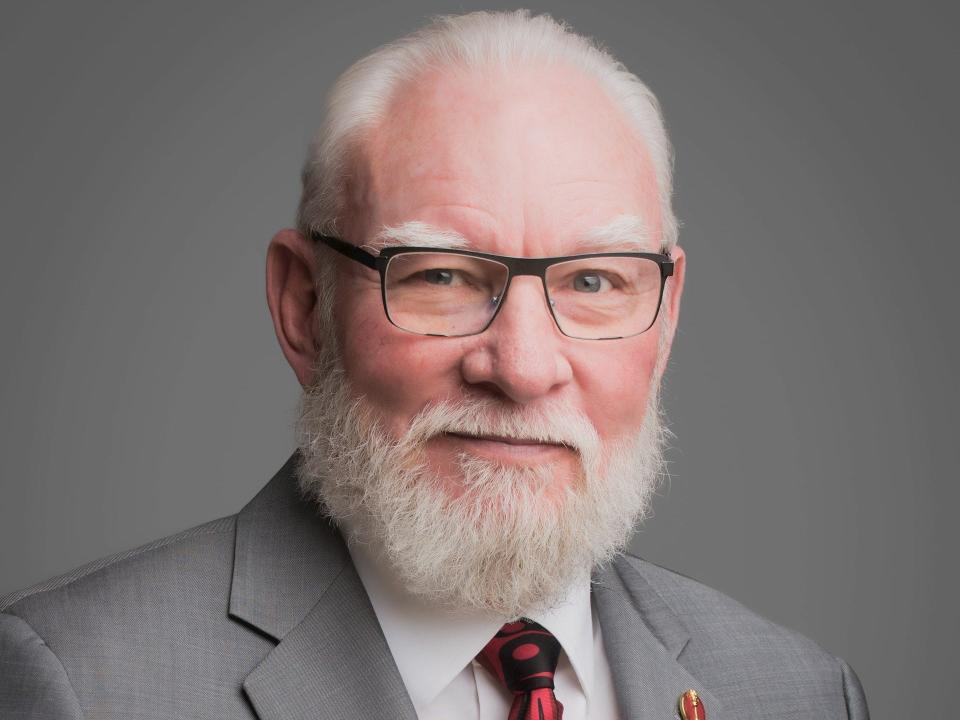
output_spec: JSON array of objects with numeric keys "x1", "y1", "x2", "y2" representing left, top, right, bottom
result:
[{"x1": 383, "y1": 252, "x2": 662, "y2": 339}]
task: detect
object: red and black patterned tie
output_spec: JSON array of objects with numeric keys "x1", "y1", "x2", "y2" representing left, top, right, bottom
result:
[{"x1": 476, "y1": 619, "x2": 564, "y2": 720}]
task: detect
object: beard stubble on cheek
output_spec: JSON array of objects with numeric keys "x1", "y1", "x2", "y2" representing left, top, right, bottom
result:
[{"x1": 294, "y1": 338, "x2": 668, "y2": 617}]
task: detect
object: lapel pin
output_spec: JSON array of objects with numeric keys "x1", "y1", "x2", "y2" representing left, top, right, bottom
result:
[{"x1": 678, "y1": 689, "x2": 705, "y2": 720}]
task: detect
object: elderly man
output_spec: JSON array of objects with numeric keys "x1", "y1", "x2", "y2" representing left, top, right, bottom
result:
[{"x1": 0, "y1": 11, "x2": 867, "y2": 720}]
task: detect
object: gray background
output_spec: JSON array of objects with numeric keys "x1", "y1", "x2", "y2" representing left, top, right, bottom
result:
[{"x1": 1, "y1": 1, "x2": 956, "y2": 717}]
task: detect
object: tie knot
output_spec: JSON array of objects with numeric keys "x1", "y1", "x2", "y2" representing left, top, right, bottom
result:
[{"x1": 476, "y1": 619, "x2": 562, "y2": 694}]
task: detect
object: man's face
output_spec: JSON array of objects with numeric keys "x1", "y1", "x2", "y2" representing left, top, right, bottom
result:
[
  {"x1": 330, "y1": 64, "x2": 683, "y2": 500},
  {"x1": 280, "y1": 62, "x2": 686, "y2": 615}
]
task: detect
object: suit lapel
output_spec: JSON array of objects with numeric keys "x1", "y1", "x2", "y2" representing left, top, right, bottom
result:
[
  {"x1": 242, "y1": 562, "x2": 417, "y2": 720},
  {"x1": 231, "y1": 456, "x2": 725, "y2": 719},
  {"x1": 593, "y1": 557, "x2": 727, "y2": 720},
  {"x1": 229, "y1": 453, "x2": 416, "y2": 720}
]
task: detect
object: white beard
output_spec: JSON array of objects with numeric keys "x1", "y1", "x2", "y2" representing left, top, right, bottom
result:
[{"x1": 295, "y1": 342, "x2": 669, "y2": 618}]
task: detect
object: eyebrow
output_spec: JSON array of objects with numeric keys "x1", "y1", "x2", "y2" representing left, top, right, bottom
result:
[
  {"x1": 576, "y1": 214, "x2": 655, "y2": 253},
  {"x1": 369, "y1": 222, "x2": 472, "y2": 252},
  {"x1": 367, "y1": 214, "x2": 654, "y2": 255}
]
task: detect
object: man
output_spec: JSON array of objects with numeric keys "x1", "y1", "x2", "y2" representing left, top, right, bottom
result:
[{"x1": 0, "y1": 10, "x2": 868, "y2": 719}]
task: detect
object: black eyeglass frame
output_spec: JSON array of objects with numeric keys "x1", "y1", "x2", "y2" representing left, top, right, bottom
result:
[{"x1": 312, "y1": 232, "x2": 675, "y2": 340}]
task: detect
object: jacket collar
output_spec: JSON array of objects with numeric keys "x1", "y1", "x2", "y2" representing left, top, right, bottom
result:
[
  {"x1": 229, "y1": 453, "x2": 351, "y2": 641},
  {"x1": 593, "y1": 556, "x2": 727, "y2": 720},
  {"x1": 230, "y1": 453, "x2": 417, "y2": 720},
  {"x1": 230, "y1": 454, "x2": 721, "y2": 720}
]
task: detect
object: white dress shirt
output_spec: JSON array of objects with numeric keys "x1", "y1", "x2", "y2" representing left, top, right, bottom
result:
[{"x1": 345, "y1": 537, "x2": 621, "y2": 719}]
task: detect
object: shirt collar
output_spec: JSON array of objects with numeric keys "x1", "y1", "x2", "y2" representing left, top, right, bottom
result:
[
  {"x1": 345, "y1": 535, "x2": 595, "y2": 713},
  {"x1": 527, "y1": 579, "x2": 595, "y2": 705}
]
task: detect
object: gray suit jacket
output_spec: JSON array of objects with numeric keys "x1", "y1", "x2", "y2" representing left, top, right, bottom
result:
[{"x1": 1, "y1": 454, "x2": 868, "y2": 719}]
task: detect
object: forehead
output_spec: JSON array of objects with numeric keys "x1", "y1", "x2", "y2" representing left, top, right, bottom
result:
[{"x1": 355, "y1": 62, "x2": 662, "y2": 249}]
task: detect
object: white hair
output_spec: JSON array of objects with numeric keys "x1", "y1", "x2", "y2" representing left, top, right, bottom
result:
[{"x1": 296, "y1": 9, "x2": 678, "y2": 252}]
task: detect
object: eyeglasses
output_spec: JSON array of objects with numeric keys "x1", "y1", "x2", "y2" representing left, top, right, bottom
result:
[{"x1": 312, "y1": 233, "x2": 674, "y2": 340}]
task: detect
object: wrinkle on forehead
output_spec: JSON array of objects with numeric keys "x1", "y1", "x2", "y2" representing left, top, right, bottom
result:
[{"x1": 346, "y1": 60, "x2": 662, "y2": 246}]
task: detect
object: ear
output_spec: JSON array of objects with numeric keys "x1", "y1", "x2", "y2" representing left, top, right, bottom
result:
[
  {"x1": 266, "y1": 229, "x2": 320, "y2": 387},
  {"x1": 656, "y1": 244, "x2": 687, "y2": 377}
]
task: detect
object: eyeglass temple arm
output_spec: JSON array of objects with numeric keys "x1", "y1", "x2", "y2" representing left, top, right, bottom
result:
[{"x1": 312, "y1": 233, "x2": 379, "y2": 270}]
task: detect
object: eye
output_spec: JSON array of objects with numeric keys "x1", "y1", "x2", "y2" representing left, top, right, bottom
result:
[
  {"x1": 572, "y1": 272, "x2": 611, "y2": 293},
  {"x1": 423, "y1": 268, "x2": 455, "y2": 285}
]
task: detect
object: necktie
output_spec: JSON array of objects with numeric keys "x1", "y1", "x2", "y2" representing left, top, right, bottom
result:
[{"x1": 476, "y1": 619, "x2": 564, "y2": 720}]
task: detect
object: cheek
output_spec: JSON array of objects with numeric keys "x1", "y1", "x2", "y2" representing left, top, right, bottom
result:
[
  {"x1": 579, "y1": 333, "x2": 661, "y2": 444},
  {"x1": 335, "y1": 293, "x2": 464, "y2": 436}
]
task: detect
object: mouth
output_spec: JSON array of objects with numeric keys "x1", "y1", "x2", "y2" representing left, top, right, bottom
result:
[
  {"x1": 439, "y1": 431, "x2": 576, "y2": 459},
  {"x1": 444, "y1": 431, "x2": 566, "y2": 446},
  {"x1": 425, "y1": 431, "x2": 584, "y2": 492}
]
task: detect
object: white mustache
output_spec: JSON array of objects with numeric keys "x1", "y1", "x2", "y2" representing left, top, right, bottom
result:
[{"x1": 403, "y1": 398, "x2": 601, "y2": 461}]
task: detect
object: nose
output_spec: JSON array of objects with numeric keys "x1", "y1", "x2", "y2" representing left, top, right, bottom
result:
[{"x1": 460, "y1": 276, "x2": 574, "y2": 404}]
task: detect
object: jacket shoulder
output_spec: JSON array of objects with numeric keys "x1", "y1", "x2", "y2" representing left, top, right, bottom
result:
[
  {"x1": 618, "y1": 554, "x2": 869, "y2": 718},
  {"x1": 623, "y1": 553, "x2": 828, "y2": 652},
  {"x1": 0, "y1": 515, "x2": 240, "y2": 658},
  {"x1": 0, "y1": 515, "x2": 273, "y2": 717},
  {"x1": 1, "y1": 515, "x2": 237, "y2": 615}
]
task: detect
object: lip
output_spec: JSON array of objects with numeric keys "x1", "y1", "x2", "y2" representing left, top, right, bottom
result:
[
  {"x1": 439, "y1": 432, "x2": 575, "y2": 461},
  {"x1": 445, "y1": 432, "x2": 564, "y2": 447}
]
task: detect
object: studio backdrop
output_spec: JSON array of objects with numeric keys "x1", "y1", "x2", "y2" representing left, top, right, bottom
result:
[{"x1": 1, "y1": 3, "x2": 956, "y2": 719}]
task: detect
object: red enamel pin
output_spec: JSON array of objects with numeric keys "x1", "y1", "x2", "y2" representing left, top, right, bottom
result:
[{"x1": 678, "y1": 689, "x2": 705, "y2": 720}]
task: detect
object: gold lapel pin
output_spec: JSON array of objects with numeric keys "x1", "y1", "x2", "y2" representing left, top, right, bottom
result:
[{"x1": 678, "y1": 689, "x2": 705, "y2": 720}]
